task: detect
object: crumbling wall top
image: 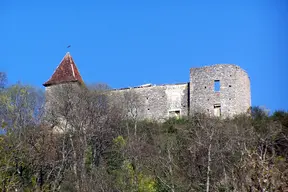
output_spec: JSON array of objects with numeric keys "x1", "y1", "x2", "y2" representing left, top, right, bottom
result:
[{"x1": 190, "y1": 64, "x2": 249, "y2": 77}]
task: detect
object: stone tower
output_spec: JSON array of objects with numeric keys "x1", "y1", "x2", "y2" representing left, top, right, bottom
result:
[
  {"x1": 43, "y1": 52, "x2": 84, "y2": 133},
  {"x1": 189, "y1": 64, "x2": 251, "y2": 117}
]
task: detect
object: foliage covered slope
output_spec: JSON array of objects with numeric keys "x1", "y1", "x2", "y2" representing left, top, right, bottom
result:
[{"x1": 0, "y1": 74, "x2": 287, "y2": 192}]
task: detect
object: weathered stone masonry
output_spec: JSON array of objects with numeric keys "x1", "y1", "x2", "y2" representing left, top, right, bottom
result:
[
  {"x1": 189, "y1": 64, "x2": 251, "y2": 118},
  {"x1": 110, "y1": 83, "x2": 189, "y2": 121},
  {"x1": 43, "y1": 53, "x2": 251, "y2": 121}
]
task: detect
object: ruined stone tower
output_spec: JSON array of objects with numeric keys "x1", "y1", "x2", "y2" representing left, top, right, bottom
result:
[
  {"x1": 44, "y1": 53, "x2": 251, "y2": 120},
  {"x1": 189, "y1": 64, "x2": 251, "y2": 117}
]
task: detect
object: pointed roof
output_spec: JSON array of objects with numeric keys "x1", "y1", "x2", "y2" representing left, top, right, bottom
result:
[{"x1": 43, "y1": 52, "x2": 84, "y2": 87}]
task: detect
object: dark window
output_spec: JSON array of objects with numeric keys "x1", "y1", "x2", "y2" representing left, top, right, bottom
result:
[
  {"x1": 214, "y1": 80, "x2": 220, "y2": 92},
  {"x1": 169, "y1": 110, "x2": 181, "y2": 119},
  {"x1": 214, "y1": 104, "x2": 221, "y2": 117}
]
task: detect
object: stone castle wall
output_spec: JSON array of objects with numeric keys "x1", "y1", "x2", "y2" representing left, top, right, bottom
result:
[
  {"x1": 110, "y1": 83, "x2": 189, "y2": 121},
  {"x1": 109, "y1": 64, "x2": 251, "y2": 120}
]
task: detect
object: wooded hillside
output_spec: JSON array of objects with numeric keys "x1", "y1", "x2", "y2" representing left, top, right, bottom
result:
[{"x1": 0, "y1": 73, "x2": 287, "y2": 192}]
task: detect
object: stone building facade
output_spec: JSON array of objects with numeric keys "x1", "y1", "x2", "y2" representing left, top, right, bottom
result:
[
  {"x1": 189, "y1": 64, "x2": 251, "y2": 117},
  {"x1": 43, "y1": 53, "x2": 251, "y2": 121}
]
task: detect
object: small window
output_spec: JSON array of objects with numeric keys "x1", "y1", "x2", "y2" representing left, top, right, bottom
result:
[
  {"x1": 229, "y1": 85, "x2": 232, "y2": 87},
  {"x1": 214, "y1": 104, "x2": 221, "y2": 117},
  {"x1": 214, "y1": 80, "x2": 220, "y2": 92},
  {"x1": 169, "y1": 110, "x2": 181, "y2": 119}
]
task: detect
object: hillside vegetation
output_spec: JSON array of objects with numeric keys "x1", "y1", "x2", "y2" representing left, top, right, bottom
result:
[{"x1": 0, "y1": 73, "x2": 287, "y2": 192}]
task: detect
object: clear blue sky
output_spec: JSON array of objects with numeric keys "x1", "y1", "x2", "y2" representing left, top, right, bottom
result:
[{"x1": 0, "y1": 0, "x2": 287, "y2": 112}]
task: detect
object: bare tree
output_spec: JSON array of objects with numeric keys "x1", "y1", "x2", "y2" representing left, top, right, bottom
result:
[
  {"x1": 123, "y1": 90, "x2": 141, "y2": 137},
  {"x1": 45, "y1": 83, "x2": 123, "y2": 191},
  {"x1": 0, "y1": 72, "x2": 7, "y2": 90},
  {"x1": 87, "y1": 83, "x2": 111, "y2": 91}
]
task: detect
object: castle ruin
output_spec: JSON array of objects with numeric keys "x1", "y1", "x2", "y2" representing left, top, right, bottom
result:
[{"x1": 43, "y1": 52, "x2": 251, "y2": 121}]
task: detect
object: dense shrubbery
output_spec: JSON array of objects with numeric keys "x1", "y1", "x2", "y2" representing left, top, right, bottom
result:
[{"x1": 0, "y1": 74, "x2": 287, "y2": 191}]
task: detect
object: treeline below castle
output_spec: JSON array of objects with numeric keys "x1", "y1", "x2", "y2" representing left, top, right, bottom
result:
[{"x1": 0, "y1": 73, "x2": 288, "y2": 192}]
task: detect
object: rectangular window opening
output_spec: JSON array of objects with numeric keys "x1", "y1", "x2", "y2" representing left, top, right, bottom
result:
[
  {"x1": 214, "y1": 104, "x2": 221, "y2": 117},
  {"x1": 169, "y1": 110, "x2": 181, "y2": 119},
  {"x1": 214, "y1": 80, "x2": 220, "y2": 92}
]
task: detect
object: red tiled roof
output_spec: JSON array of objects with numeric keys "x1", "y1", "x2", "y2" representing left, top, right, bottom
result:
[{"x1": 43, "y1": 52, "x2": 84, "y2": 87}]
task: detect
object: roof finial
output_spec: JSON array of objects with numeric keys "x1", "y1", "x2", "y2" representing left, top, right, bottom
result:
[{"x1": 66, "y1": 45, "x2": 71, "y2": 56}]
